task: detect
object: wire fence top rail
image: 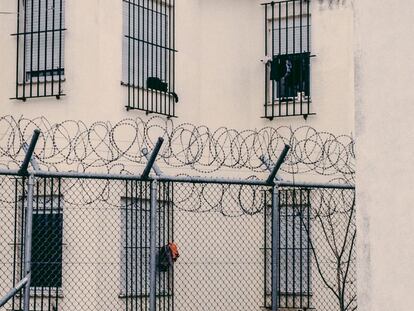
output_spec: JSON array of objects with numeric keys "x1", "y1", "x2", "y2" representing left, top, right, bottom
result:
[{"x1": 0, "y1": 168, "x2": 354, "y2": 189}]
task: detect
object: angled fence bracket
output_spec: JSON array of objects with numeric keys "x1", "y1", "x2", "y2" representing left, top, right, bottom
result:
[
  {"x1": 23, "y1": 142, "x2": 40, "y2": 171},
  {"x1": 18, "y1": 129, "x2": 41, "y2": 176},
  {"x1": 142, "y1": 147, "x2": 164, "y2": 176},
  {"x1": 266, "y1": 144, "x2": 290, "y2": 185},
  {"x1": 260, "y1": 155, "x2": 283, "y2": 181},
  {"x1": 142, "y1": 137, "x2": 164, "y2": 179}
]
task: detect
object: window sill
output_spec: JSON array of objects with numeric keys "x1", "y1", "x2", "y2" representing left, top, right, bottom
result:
[
  {"x1": 120, "y1": 81, "x2": 177, "y2": 98},
  {"x1": 123, "y1": 0, "x2": 174, "y2": 7},
  {"x1": 265, "y1": 291, "x2": 313, "y2": 297},
  {"x1": 118, "y1": 293, "x2": 173, "y2": 299},
  {"x1": 266, "y1": 97, "x2": 312, "y2": 106},
  {"x1": 18, "y1": 78, "x2": 66, "y2": 86},
  {"x1": 264, "y1": 97, "x2": 314, "y2": 119},
  {"x1": 15, "y1": 288, "x2": 64, "y2": 298},
  {"x1": 260, "y1": 307, "x2": 316, "y2": 311}
]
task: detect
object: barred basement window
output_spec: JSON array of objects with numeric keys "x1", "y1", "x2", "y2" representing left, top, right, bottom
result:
[
  {"x1": 20, "y1": 195, "x2": 63, "y2": 289},
  {"x1": 12, "y1": 0, "x2": 66, "y2": 101},
  {"x1": 31, "y1": 198, "x2": 63, "y2": 289},
  {"x1": 120, "y1": 181, "x2": 173, "y2": 307},
  {"x1": 262, "y1": 0, "x2": 313, "y2": 120},
  {"x1": 122, "y1": 0, "x2": 177, "y2": 117},
  {"x1": 264, "y1": 188, "x2": 311, "y2": 310}
]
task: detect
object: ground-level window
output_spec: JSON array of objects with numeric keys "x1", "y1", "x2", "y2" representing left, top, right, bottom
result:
[
  {"x1": 264, "y1": 188, "x2": 311, "y2": 310},
  {"x1": 31, "y1": 196, "x2": 64, "y2": 288},
  {"x1": 120, "y1": 190, "x2": 173, "y2": 299}
]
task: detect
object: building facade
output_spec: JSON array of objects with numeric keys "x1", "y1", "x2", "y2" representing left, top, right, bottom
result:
[
  {"x1": 0, "y1": 1, "x2": 363, "y2": 311},
  {"x1": 0, "y1": 0, "x2": 354, "y2": 132}
]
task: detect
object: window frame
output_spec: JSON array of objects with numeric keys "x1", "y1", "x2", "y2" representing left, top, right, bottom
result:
[
  {"x1": 264, "y1": 188, "x2": 312, "y2": 310},
  {"x1": 263, "y1": 0, "x2": 313, "y2": 119},
  {"x1": 13, "y1": 0, "x2": 66, "y2": 100},
  {"x1": 23, "y1": 195, "x2": 64, "y2": 290},
  {"x1": 120, "y1": 196, "x2": 173, "y2": 298},
  {"x1": 121, "y1": 0, "x2": 177, "y2": 117}
]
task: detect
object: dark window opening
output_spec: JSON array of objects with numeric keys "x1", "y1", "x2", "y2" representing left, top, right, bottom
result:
[
  {"x1": 122, "y1": 0, "x2": 177, "y2": 117},
  {"x1": 31, "y1": 212, "x2": 63, "y2": 288},
  {"x1": 271, "y1": 52, "x2": 310, "y2": 101},
  {"x1": 263, "y1": 0, "x2": 313, "y2": 119},
  {"x1": 12, "y1": 0, "x2": 66, "y2": 100}
]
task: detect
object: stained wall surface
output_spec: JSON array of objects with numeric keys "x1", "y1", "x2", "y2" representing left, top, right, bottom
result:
[{"x1": 354, "y1": 0, "x2": 414, "y2": 310}]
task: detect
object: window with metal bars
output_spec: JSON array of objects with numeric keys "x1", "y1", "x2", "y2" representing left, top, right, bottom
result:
[
  {"x1": 31, "y1": 205, "x2": 63, "y2": 288},
  {"x1": 264, "y1": 188, "x2": 311, "y2": 310},
  {"x1": 120, "y1": 194, "x2": 173, "y2": 303},
  {"x1": 122, "y1": 0, "x2": 177, "y2": 117},
  {"x1": 21, "y1": 195, "x2": 63, "y2": 289},
  {"x1": 12, "y1": 179, "x2": 63, "y2": 311},
  {"x1": 12, "y1": 0, "x2": 66, "y2": 101},
  {"x1": 262, "y1": 0, "x2": 313, "y2": 120}
]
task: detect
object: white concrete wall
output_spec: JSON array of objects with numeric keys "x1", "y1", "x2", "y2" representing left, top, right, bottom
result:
[
  {"x1": 354, "y1": 0, "x2": 414, "y2": 310},
  {"x1": 0, "y1": 0, "x2": 354, "y2": 135}
]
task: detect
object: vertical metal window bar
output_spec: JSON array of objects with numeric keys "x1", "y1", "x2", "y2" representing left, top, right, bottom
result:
[
  {"x1": 262, "y1": 0, "x2": 312, "y2": 120},
  {"x1": 123, "y1": 0, "x2": 177, "y2": 117},
  {"x1": 12, "y1": 0, "x2": 66, "y2": 101}
]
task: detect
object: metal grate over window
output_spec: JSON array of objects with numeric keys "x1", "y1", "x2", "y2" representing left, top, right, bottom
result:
[
  {"x1": 12, "y1": 179, "x2": 63, "y2": 311},
  {"x1": 12, "y1": 0, "x2": 66, "y2": 101},
  {"x1": 262, "y1": 0, "x2": 313, "y2": 120},
  {"x1": 122, "y1": 0, "x2": 177, "y2": 117},
  {"x1": 264, "y1": 188, "x2": 311, "y2": 310},
  {"x1": 121, "y1": 181, "x2": 174, "y2": 310},
  {"x1": 31, "y1": 196, "x2": 63, "y2": 288}
]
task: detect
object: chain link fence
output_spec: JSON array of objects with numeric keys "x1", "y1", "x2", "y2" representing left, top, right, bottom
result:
[
  {"x1": 0, "y1": 173, "x2": 355, "y2": 311},
  {"x1": 264, "y1": 186, "x2": 357, "y2": 311}
]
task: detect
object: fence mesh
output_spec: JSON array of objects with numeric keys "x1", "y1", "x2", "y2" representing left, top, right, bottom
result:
[
  {"x1": 171, "y1": 182, "x2": 270, "y2": 311},
  {"x1": 265, "y1": 186, "x2": 356, "y2": 311},
  {"x1": 0, "y1": 174, "x2": 355, "y2": 311}
]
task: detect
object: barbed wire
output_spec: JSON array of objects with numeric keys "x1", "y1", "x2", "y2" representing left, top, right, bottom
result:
[{"x1": 0, "y1": 115, "x2": 354, "y2": 182}]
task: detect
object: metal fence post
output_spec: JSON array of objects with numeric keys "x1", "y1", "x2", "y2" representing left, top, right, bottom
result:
[
  {"x1": 23, "y1": 174, "x2": 35, "y2": 311},
  {"x1": 149, "y1": 180, "x2": 158, "y2": 311},
  {"x1": 271, "y1": 185, "x2": 279, "y2": 311}
]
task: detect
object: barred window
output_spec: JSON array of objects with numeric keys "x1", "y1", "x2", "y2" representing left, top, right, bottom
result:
[
  {"x1": 120, "y1": 195, "x2": 173, "y2": 300},
  {"x1": 122, "y1": 0, "x2": 177, "y2": 117},
  {"x1": 29, "y1": 196, "x2": 63, "y2": 289},
  {"x1": 13, "y1": 0, "x2": 66, "y2": 100},
  {"x1": 263, "y1": 0, "x2": 313, "y2": 120},
  {"x1": 264, "y1": 188, "x2": 311, "y2": 310}
]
